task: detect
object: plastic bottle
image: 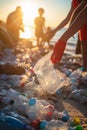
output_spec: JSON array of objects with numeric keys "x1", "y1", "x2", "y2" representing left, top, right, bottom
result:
[
  {"x1": 5, "y1": 88, "x2": 19, "y2": 103},
  {"x1": 70, "y1": 79, "x2": 79, "y2": 87},
  {"x1": 44, "y1": 119, "x2": 68, "y2": 130},
  {"x1": 25, "y1": 98, "x2": 47, "y2": 121},
  {"x1": 60, "y1": 110, "x2": 70, "y2": 122},
  {"x1": 40, "y1": 120, "x2": 48, "y2": 129},
  {"x1": 0, "y1": 113, "x2": 28, "y2": 130},
  {"x1": 8, "y1": 111, "x2": 30, "y2": 124},
  {"x1": 69, "y1": 67, "x2": 84, "y2": 80},
  {"x1": 33, "y1": 51, "x2": 70, "y2": 94},
  {"x1": 75, "y1": 125, "x2": 83, "y2": 130},
  {"x1": 69, "y1": 90, "x2": 82, "y2": 101},
  {"x1": 5, "y1": 89, "x2": 28, "y2": 112},
  {"x1": 52, "y1": 110, "x2": 70, "y2": 122},
  {"x1": 70, "y1": 85, "x2": 77, "y2": 92}
]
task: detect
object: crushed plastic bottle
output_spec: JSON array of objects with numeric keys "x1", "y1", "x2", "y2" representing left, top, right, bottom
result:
[{"x1": 33, "y1": 51, "x2": 70, "y2": 94}]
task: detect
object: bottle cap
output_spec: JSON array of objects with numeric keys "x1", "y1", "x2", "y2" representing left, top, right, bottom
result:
[
  {"x1": 75, "y1": 125, "x2": 83, "y2": 130},
  {"x1": 9, "y1": 100, "x2": 14, "y2": 105},
  {"x1": 80, "y1": 67, "x2": 85, "y2": 71},
  {"x1": 40, "y1": 120, "x2": 48, "y2": 129},
  {"x1": 29, "y1": 98, "x2": 36, "y2": 106},
  {"x1": 73, "y1": 117, "x2": 80, "y2": 124},
  {"x1": 31, "y1": 120, "x2": 40, "y2": 129}
]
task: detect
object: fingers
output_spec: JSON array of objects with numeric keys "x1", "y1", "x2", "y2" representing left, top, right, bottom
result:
[{"x1": 50, "y1": 39, "x2": 66, "y2": 64}]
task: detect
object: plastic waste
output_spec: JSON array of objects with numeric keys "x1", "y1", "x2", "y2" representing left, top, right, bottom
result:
[
  {"x1": 70, "y1": 79, "x2": 79, "y2": 87},
  {"x1": 69, "y1": 67, "x2": 84, "y2": 80},
  {"x1": 0, "y1": 113, "x2": 28, "y2": 130},
  {"x1": 70, "y1": 85, "x2": 77, "y2": 92},
  {"x1": 69, "y1": 90, "x2": 82, "y2": 101},
  {"x1": 40, "y1": 120, "x2": 48, "y2": 129},
  {"x1": 44, "y1": 119, "x2": 68, "y2": 130},
  {"x1": 31, "y1": 119, "x2": 41, "y2": 129},
  {"x1": 60, "y1": 110, "x2": 70, "y2": 122},
  {"x1": 69, "y1": 125, "x2": 83, "y2": 130},
  {"x1": 8, "y1": 111, "x2": 30, "y2": 124},
  {"x1": 4, "y1": 88, "x2": 19, "y2": 103},
  {"x1": 78, "y1": 89, "x2": 87, "y2": 97},
  {"x1": 69, "y1": 90, "x2": 87, "y2": 103},
  {"x1": 24, "y1": 98, "x2": 47, "y2": 121},
  {"x1": 52, "y1": 110, "x2": 70, "y2": 122},
  {"x1": 33, "y1": 51, "x2": 70, "y2": 94},
  {"x1": 5, "y1": 89, "x2": 28, "y2": 112},
  {"x1": 75, "y1": 125, "x2": 83, "y2": 130}
]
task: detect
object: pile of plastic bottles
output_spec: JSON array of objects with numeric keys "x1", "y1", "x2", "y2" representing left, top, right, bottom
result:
[{"x1": 0, "y1": 47, "x2": 86, "y2": 129}]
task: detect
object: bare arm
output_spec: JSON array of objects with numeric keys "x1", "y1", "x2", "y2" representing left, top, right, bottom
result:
[
  {"x1": 47, "y1": 4, "x2": 74, "y2": 40},
  {"x1": 54, "y1": 4, "x2": 74, "y2": 33},
  {"x1": 69, "y1": 0, "x2": 86, "y2": 25},
  {"x1": 60, "y1": 5, "x2": 87, "y2": 41}
]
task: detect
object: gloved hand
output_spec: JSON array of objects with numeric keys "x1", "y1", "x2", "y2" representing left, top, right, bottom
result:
[{"x1": 51, "y1": 39, "x2": 66, "y2": 64}]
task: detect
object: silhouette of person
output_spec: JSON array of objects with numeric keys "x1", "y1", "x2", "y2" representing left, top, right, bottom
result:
[
  {"x1": 0, "y1": 21, "x2": 15, "y2": 49},
  {"x1": 6, "y1": 6, "x2": 24, "y2": 43},
  {"x1": 42, "y1": 26, "x2": 51, "y2": 47},
  {"x1": 34, "y1": 8, "x2": 45, "y2": 47}
]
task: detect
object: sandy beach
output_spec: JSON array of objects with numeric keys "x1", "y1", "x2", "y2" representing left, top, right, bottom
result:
[{"x1": 0, "y1": 42, "x2": 87, "y2": 129}]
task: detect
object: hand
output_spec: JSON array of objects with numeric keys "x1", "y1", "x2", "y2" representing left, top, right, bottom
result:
[{"x1": 51, "y1": 39, "x2": 66, "y2": 64}]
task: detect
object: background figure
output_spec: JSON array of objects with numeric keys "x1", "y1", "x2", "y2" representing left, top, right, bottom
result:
[
  {"x1": 6, "y1": 6, "x2": 24, "y2": 43},
  {"x1": 42, "y1": 26, "x2": 51, "y2": 47},
  {"x1": 34, "y1": 8, "x2": 45, "y2": 47},
  {"x1": 0, "y1": 21, "x2": 15, "y2": 50},
  {"x1": 75, "y1": 33, "x2": 81, "y2": 54}
]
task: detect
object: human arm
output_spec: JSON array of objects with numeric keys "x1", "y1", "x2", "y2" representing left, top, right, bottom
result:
[
  {"x1": 46, "y1": 4, "x2": 74, "y2": 41},
  {"x1": 51, "y1": 5, "x2": 87, "y2": 64},
  {"x1": 60, "y1": 5, "x2": 87, "y2": 41},
  {"x1": 69, "y1": 0, "x2": 86, "y2": 26}
]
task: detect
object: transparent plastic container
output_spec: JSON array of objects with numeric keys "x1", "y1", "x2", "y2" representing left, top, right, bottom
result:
[
  {"x1": 25, "y1": 98, "x2": 47, "y2": 121},
  {"x1": 34, "y1": 51, "x2": 70, "y2": 94},
  {"x1": 69, "y1": 67, "x2": 84, "y2": 80},
  {"x1": 44, "y1": 119, "x2": 68, "y2": 130}
]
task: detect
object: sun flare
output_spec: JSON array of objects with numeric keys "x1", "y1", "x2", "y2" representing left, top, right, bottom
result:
[
  {"x1": 20, "y1": 27, "x2": 33, "y2": 39},
  {"x1": 20, "y1": 2, "x2": 38, "y2": 39}
]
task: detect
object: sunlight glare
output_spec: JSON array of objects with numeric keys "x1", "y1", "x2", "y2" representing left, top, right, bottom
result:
[
  {"x1": 21, "y1": 2, "x2": 38, "y2": 26},
  {"x1": 20, "y1": 26, "x2": 33, "y2": 39},
  {"x1": 20, "y1": 2, "x2": 38, "y2": 39}
]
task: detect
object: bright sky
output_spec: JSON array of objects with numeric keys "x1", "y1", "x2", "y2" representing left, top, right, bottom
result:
[{"x1": 0, "y1": 0, "x2": 72, "y2": 38}]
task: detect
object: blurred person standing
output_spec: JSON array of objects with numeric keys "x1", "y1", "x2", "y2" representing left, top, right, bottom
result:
[
  {"x1": 6, "y1": 6, "x2": 24, "y2": 43},
  {"x1": 34, "y1": 8, "x2": 45, "y2": 47}
]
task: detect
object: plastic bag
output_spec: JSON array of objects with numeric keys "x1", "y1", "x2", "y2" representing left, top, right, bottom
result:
[{"x1": 33, "y1": 51, "x2": 69, "y2": 94}]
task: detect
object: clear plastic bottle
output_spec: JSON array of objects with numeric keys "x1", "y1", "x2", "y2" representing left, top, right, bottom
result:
[
  {"x1": 5, "y1": 89, "x2": 28, "y2": 112},
  {"x1": 44, "y1": 119, "x2": 68, "y2": 130},
  {"x1": 34, "y1": 51, "x2": 70, "y2": 94},
  {"x1": 69, "y1": 67, "x2": 84, "y2": 80},
  {"x1": 25, "y1": 98, "x2": 47, "y2": 121},
  {"x1": 69, "y1": 90, "x2": 82, "y2": 101}
]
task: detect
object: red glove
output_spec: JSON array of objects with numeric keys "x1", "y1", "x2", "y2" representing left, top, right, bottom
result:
[{"x1": 51, "y1": 39, "x2": 66, "y2": 64}]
